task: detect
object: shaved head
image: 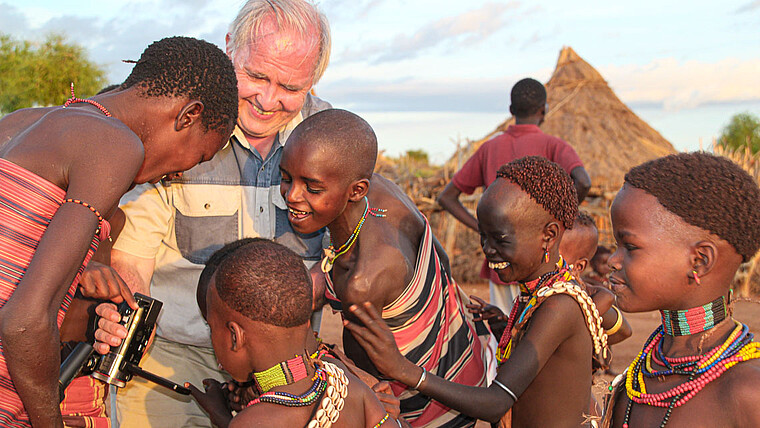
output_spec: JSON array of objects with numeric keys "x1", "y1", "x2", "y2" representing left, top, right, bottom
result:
[{"x1": 285, "y1": 108, "x2": 377, "y2": 181}]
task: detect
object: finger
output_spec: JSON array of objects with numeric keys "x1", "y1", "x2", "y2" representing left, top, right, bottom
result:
[
  {"x1": 372, "y1": 381, "x2": 392, "y2": 394},
  {"x1": 348, "y1": 302, "x2": 389, "y2": 338},
  {"x1": 469, "y1": 295, "x2": 487, "y2": 305},
  {"x1": 94, "y1": 327, "x2": 123, "y2": 348},
  {"x1": 93, "y1": 341, "x2": 111, "y2": 355},
  {"x1": 94, "y1": 303, "x2": 121, "y2": 322},
  {"x1": 97, "y1": 317, "x2": 128, "y2": 338},
  {"x1": 343, "y1": 320, "x2": 380, "y2": 355},
  {"x1": 117, "y1": 279, "x2": 138, "y2": 309},
  {"x1": 184, "y1": 382, "x2": 204, "y2": 400}
]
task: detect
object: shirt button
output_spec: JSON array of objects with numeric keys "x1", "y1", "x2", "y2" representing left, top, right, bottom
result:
[
  {"x1": 204, "y1": 203, "x2": 211, "y2": 209},
  {"x1": 260, "y1": 206, "x2": 264, "y2": 213}
]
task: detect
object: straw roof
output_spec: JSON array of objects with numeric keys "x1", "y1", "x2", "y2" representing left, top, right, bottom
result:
[{"x1": 453, "y1": 46, "x2": 676, "y2": 190}]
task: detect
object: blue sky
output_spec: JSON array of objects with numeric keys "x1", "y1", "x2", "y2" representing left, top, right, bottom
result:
[{"x1": 3, "y1": 0, "x2": 759, "y2": 163}]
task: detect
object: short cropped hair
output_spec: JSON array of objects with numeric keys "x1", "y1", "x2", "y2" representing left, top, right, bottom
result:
[
  {"x1": 122, "y1": 36, "x2": 238, "y2": 133},
  {"x1": 496, "y1": 156, "x2": 578, "y2": 229},
  {"x1": 625, "y1": 152, "x2": 760, "y2": 261},
  {"x1": 214, "y1": 238, "x2": 312, "y2": 327},
  {"x1": 510, "y1": 78, "x2": 547, "y2": 118},
  {"x1": 198, "y1": 238, "x2": 260, "y2": 294},
  {"x1": 574, "y1": 211, "x2": 597, "y2": 229},
  {"x1": 227, "y1": 0, "x2": 331, "y2": 84}
]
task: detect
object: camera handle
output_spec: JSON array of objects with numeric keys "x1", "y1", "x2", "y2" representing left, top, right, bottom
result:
[{"x1": 59, "y1": 342, "x2": 190, "y2": 403}]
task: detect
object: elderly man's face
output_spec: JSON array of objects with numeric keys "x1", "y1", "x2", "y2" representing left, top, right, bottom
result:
[{"x1": 230, "y1": 19, "x2": 319, "y2": 143}]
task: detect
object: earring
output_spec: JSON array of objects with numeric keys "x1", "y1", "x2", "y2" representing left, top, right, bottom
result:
[
  {"x1": 543, "y1": 249, "x2": 550, "y2": 263},
  {"x1": 692, "y1": 270, "x2": 701, "y2": 286}
]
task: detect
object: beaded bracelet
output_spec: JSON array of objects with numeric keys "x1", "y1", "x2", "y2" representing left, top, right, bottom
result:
[
  {"x1": 413, "y1": 367, "x2": 427, "y2": 390},
  {"x1": 606, "y1": 305, "x2": 624, "y2": 335}
]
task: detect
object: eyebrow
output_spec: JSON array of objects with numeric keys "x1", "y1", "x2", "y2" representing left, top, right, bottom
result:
[{"x1": 245, "y1": 69, "x2": 304, "y2": 92}]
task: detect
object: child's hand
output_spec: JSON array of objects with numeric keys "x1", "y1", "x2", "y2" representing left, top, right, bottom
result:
[
  {"x1": 223, "y1": 380, "x2": 257, "y2": 412},
  {"x1": 80, "y1": 261, "x2": 138, "y2": 309},
  {"x1": 466, "y1": 295, "x2": 506, "y2": 322},
  {"x1": 344, "y1": 302, "x2": 418, "y2": 385},
  {"x1": 185, "y1": 379, "x2": 233, "y2": 428},
  {"x1": 372, "y1": 381, "x2": 401, "y2": 419}
]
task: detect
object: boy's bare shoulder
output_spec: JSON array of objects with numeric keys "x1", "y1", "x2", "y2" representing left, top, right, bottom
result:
[{"x1": 712, "y1": 358, "x2": 760, "y2": 425}]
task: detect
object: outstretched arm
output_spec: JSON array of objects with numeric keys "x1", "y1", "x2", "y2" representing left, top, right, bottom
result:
[
  {"x1": 345, "y1": 295, "x2": 582, "y2": 423},
  {"x1": 437, "y1": 181, "x2": 479, "y2": 232}
]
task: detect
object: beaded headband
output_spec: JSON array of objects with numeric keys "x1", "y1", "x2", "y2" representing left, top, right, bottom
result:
[{"x1": 660, "y1": 295, "x2": 727, "y2": 336}]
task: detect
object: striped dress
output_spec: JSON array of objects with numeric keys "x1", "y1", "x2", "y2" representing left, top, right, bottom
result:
[
  {"x1": 326, "y1": 218, "x2": 496, "y2": 427},
  {"x1": 0, "y1": 159, "x2": 109, "y2": 427}
]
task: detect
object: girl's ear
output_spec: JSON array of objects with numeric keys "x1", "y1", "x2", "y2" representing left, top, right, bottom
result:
[
  {"x1": 691, "y1": 240, "x2": 717, "y2": 280},
  {"x1": 348, "y1": 178, "x2": 370, "y2": 202},
  {"x1": 542, "y1": 221, "x2": 561, "y2": 250},
  {"x1": 228, "y1": 321, "x2": 246, "y2": 351}
]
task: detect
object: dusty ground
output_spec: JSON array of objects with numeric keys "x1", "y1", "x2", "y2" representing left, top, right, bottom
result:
[{"x1": 318, "y1": 282, "x2": 760, "y2": 426}]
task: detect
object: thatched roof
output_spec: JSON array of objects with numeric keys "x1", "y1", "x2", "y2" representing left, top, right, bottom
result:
[{"x1": 452, "y1": 46, "x2": 676, "y2": 190}]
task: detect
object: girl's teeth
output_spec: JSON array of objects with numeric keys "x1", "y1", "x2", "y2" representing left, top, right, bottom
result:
[{"x1": 488, "y1": 261, "x2": 510, "y2": 270}]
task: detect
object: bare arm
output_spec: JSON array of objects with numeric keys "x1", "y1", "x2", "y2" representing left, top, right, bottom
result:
[
  {"x1": 436, "y1": 181, "x2": 479, "y2": 231},
  {"x1": 0, "y1": 130, "x2": 140, "y2": 427},
  {"x1": 570, "y1": 166, "x2": 591, "y2": 203},
  {"x1": 345, "y1": 294, "x2": 583, "y2": 423}
]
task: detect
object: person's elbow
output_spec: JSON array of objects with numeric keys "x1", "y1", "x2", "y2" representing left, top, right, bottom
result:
[
  {"x1": 0, "y1": 308, "x2": 54, "y2": 346},
  {"x1": 571, "y1": 167, "x2": 592, "y2": 202},
  {"x1": 436, "y1": 182, "x2": 459, "y2": 211}
]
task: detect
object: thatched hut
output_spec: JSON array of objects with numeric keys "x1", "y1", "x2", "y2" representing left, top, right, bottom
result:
[{"x1": 391, "y1": 47, "x2": 679, "y2": 283}]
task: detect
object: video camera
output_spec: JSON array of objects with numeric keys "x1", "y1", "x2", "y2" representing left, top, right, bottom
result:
[{"x1": 59, "y1": 293, "x2": 190, "y2": 401}]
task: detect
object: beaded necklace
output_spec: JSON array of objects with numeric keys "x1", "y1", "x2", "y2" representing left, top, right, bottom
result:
[
  {"x1": 660, "y1": 295, "x2": 727, "y2": 336},
  {"x1": 622, "y1": 320, "x2": 760, "y2": 427},
  {"x1": 62, "y1": 83, "x2": 112, "y2": 117},
  {"x1": 252, "y1": 349, "x2": 328, "y2": 393},
  {"x1": 495, "y1": 257, "x2": 572, "y2": 363},
  {"x1": 321, "y1": 196, "x2": 386, "y2": 273}
]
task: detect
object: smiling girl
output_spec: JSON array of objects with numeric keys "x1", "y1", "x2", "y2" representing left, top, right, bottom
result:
[{"x1": 604, "y1": 152, "x2": 760, "y2": 427}]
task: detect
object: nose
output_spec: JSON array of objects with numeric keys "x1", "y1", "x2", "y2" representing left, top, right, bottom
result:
[
  {"x1": 480, "y1": 235, "x2": 496, "y2": 257},
  {"x1": 257, "y1": 82, "x2": 279, "y2": 112},
  {"x1": 608, "y1": 247, "x2": 622, "y2": 272},
  {"x1": 283, "y1": 181, "x2": 302, "y2": 204}
]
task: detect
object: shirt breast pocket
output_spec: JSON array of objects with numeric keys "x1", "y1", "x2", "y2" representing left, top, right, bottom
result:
[{"x1": 173, "y1": 185, "x2": 239, "y2": 264}]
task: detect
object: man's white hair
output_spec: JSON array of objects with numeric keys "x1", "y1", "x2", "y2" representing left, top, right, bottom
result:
[{"x1": 227, "y1": 0, "x2": 331, "y2": 85}]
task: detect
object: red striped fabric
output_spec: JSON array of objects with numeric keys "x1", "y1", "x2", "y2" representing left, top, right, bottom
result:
[
  {"x1": 326, "y1": 218, "x2": 492, "y2": 427},
  {"x1": 0, "y1": 159, "x2": 106, "y2": 427}
]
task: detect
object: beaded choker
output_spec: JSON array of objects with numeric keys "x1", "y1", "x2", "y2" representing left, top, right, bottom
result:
[
  {"x1": 253, "y1": 355, "x2": 309, "y2": 393},
  {"x1": 321, "y1": 196, "x2": 386, "y2": 273},
  {"x1": 660, "y1": 296, "x2": 727, "y2": 336},
  {"x1": 622, "y1": 320, "x2": 760, "y2": 427},
  {"x1": 252, "y1": 349, "x2": 327, "y2": 393}
]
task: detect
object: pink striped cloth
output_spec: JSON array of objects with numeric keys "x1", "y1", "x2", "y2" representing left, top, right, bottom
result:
[{"x1": 0, "y1": 158, "x2": 109, "y2": 427}]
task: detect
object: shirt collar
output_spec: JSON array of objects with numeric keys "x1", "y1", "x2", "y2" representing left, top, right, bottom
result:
[{"x1": 226, "y1": 111, "x2": 306, "y2": 151}]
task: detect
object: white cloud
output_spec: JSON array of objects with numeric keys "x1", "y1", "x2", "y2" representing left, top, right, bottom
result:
[
  {"x1": 601, "y1": 57, "x2": 760, "y2": 111},
  {"x1": 337, "y1": 1, "x2": 520, "y2": 64}
]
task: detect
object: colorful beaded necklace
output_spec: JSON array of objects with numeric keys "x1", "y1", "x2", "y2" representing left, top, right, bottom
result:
[
  {"x1": 622, "y1": 320, "x2": 760, "y2": 427},
  {"x1": 660, "y1": 295, "x2": 727, "y2": 336},
  {"x1": 252, "y1": 349, "x2": 327, "y2": 394},
  {"x1": 496, "y1": 257, "x2": 572, "y2": 363},
  {"x1": 321, "y1": 196, "x2": 386, "y2": 273}
]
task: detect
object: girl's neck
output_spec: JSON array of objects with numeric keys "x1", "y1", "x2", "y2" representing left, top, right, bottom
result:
[{"x1": 660, "y1": 317, "x2": 735, "y2": 359}]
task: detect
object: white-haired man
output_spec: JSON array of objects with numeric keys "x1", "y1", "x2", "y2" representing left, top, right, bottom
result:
[{"x1": 91, "y1": 1, "x2": 332, "y2": 426}]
